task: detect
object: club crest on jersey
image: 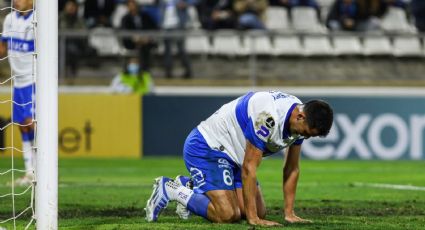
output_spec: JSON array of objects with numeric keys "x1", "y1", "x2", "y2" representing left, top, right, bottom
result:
[
  {"x1": 255, "y1": 112, "x2": 274, "y2": 138},
  {"x1": 265, "y1": 117, "x2": 275, "y2": 128}
]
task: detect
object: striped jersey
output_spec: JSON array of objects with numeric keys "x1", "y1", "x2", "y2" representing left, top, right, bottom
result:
[
  {"x1": 1, "y1": 11, "x2": 35, "y2": 88},
  {"x1": 197, "y1": 91, "x2": 304, "y2": 166}
]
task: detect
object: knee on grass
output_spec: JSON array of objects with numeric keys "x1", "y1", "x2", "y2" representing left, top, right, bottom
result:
[{"x1": 215, "y1": 207, "x2": 241, "y2": 223}]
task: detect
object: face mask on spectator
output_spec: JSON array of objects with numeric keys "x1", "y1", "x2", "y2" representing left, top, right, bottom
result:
[{"x1": 127, "y1": 63, "x2": 140, "y2": 75}]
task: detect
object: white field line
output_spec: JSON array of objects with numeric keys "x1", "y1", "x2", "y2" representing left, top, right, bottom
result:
[{"x1": 353, "y1": 182, "x2": 425, "y2": 191}]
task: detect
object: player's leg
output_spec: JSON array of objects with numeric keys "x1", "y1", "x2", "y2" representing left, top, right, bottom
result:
[
  {"x1": 145, "y1": 128, "x2": 241, "y2": 223},
  {"x1": 181, "y1": 128, "x2": 241, "y2": 222},
  {"x1": 13, "y1": 85, "x2": 35, "y2": 186},
  {"x1": 236, "y1": 185, "x2": 266, "y2": 219},
  {"x1": 174, "y1": 175, "x2": 192, "y2": 219},
  {"x1": 204, "y1": 189, "x2": 241, "y2": 223}
]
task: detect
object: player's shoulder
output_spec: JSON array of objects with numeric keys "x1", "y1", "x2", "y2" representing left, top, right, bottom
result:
[
  {"x1": 3, "y1": 12, "x2": 13, "y2": 23},
  {"x1": 269, "y1": 91, "x2": 301, "y2": 103},
  {"x1": 252, "y1": 91, "x2": 301, "y2": 104}
]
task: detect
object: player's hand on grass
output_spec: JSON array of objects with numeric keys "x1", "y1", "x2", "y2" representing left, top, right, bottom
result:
[
  {"x1": 248, "y1": 218, "x2": 282, "y2": 227},
  {"x1": 284, "y1": 213, "x2": 312, "y2": 223}
]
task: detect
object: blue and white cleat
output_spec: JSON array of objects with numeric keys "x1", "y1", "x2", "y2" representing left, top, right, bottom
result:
[
  {"x1": 145, "y1": 176, "x2": 171, "y2": 222},
  {"x1": 175, "y1": 175, "x2": 193, "y2": 220}
]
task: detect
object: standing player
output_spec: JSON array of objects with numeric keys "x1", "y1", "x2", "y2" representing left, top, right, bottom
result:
[
  {"x1": 145, "y1": 91, "x2": 333, "y2": 226},
  {"x1": 0, "y1": 0, "x2": 35, "y2": 186}
]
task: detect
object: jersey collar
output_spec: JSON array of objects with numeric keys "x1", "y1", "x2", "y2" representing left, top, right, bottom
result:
[
  {"x1": 282, "y1": 103, "x2": 298, "y2": 139},
  {"x1": 16, "y1": 10, "x2": 33, "y2": 20}
]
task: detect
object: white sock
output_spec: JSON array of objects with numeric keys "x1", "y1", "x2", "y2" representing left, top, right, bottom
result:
[
  {"x1": 165, "y1": 180, "x2": 194, "y2": 206},
  {"x1": 22, "y1": 141, "x2": 34, "y2": 176}
]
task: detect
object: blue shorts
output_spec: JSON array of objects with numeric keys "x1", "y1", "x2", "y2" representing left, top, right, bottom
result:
[
  {"x1": 183, "y1": 128, "x2": 243, "y2": 194},
  {"x1": 13, "y1": 84, "x2": 35, "y2": 124}
]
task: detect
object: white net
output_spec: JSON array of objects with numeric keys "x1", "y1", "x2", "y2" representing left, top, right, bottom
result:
[{"x1": 0, "y1": 1, "x2": 37, "y2": 229}]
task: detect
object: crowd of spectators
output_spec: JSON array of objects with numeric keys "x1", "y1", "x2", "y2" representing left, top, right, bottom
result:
[
  {"x1": 57, "y1": 0, "x2": 424, "y2": 32},
  {"x1": 54, "y1": 0, "x2": 424, "y2": 83}
]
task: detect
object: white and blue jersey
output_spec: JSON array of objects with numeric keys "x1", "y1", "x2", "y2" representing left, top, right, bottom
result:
[
  {"x1": 197, "y1": 91, "x2": 303, "y2": 166},
  {"x1": 1, "y1": 11, "x2": 35, "y2": 88},
  {"x1": 183, "y1": 91, "x2": 304, "y2": 193},
  {"x1": 2, "y1": 11, "x2": 35, "y2": 125}
]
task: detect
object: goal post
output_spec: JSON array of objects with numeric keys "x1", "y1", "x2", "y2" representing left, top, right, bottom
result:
[{"x1": 35, "y1": 0, "x2": 58, "y2": 229}]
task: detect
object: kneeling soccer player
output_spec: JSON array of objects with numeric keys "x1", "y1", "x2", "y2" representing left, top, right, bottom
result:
[{"x1": 145, "y1": 91, "x2": 333, "y2": 226}]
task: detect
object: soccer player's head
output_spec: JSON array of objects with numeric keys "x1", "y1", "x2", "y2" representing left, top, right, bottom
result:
[
  {"x1": 291, "y1": 100, "x2": 333, "y2": 138},
  {"x1": 14, "y1": 0, "x2": 33, "y2": 12},
  {"x1": 302, "y1": 100, "x2": 333, "y2": 137}
]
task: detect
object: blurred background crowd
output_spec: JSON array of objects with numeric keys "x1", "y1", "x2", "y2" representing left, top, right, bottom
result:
[{"x1": 1, "y1": 0, "x2": 424, "y2": 91}]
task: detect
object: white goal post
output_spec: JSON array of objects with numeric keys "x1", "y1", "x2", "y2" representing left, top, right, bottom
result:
[{"x1": 35, "y1": 0, "x2": 58, "y2": 229}]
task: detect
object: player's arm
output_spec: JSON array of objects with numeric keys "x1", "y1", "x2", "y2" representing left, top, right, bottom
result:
[
  {"x1": 0, "y1": 41, "x2": 7, "y2": 58},
  {"x1": 283, "y1": 144, "x2": 311, "y2": 223},
  {"x1": 242, "y1": 140, "x2": 281, "y2": 226}
]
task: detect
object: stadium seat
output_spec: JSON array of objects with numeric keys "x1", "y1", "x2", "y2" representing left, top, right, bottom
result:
[
  {"x1": 291, "y1": 7, "x2": 325, "y2": 33},
  {"x1": 363, "y1": 35, "x2": 392, "y2": 56},
  {"x1": 333, "y1": 36, "x2": 362, "y2": 56},
  {"x1": 185, "y1": 32, "x2": 211, "y2": 54},
  {"x1": 265, "y1": 7, "x2": 290, "y2": 31},
  {"x1": 393, "y1": 36, "x2": 423, "y2": 57},
  {"x1": 243, "y1": 32, "x2": 273, "y2": 55},
  {"x1": 316, "y1": 0, "x2": 334, "y2": 22},
  {"x1": 272, "y1": 36, "x2": 303, "y2": 56},
  {"x1": 88, "y1": 27, "x2": 127, "y2": 56},
  {"x1": 303, "y1": 35, "x2": 334, "y2": 56},
  {"x1": 211, "y1": 30, "x2": 247, "y2": 56},
  {"x1": 186, "y1": 6, "x2": 201, "y2": 30},
  {"x1": 381, "y1": 7, "x2": 416, "y2": 33}
]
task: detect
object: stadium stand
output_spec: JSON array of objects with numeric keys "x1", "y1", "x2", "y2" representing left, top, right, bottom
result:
[{"x1": 46, "y1": 0, "x2": 425, "y2": 83}]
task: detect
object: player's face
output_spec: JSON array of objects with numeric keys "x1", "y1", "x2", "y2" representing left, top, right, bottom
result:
[
  {"x1": 291, "y1": 112, "x2": 319, "y2": 139},
  {"x1": 294, "y1": 121, "x2": 318, "y2": 139},
  {"x1": 13, "y1": 0, "x2": 33, "y2": 11}
]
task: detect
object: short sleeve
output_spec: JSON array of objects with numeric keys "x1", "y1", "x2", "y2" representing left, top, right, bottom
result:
[
  {"x1": 244, "y1": 93, "x2": 279, "y2": 152},
  {"x1": 1, "y1": 14, "x2": 11, "y2": 42}
]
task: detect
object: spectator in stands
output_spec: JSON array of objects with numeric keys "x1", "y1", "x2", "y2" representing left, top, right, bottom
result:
[
  {"x1": 384, "y1": 0, "x2": 406, "y2": 9},
  {"x1": 198, "y1": 0, "x2": 237, "y2": 30},
  {"x1": 234, "y1": 0, "x2": 268, "y2": 30},
  {"x1": 326, "y1": 0, "x2": 360, "y2": 31},
  {"x1": 269, "y1": 0, "x2": 291, "y2": 8},
  {"x1": 157, "y1": 0, "x2": 195, "y2": 79},
  {"x1": 110, "y1": 57, "x2": 154, "y2": 94},
  {"x1": 59, "y1": 0, "x2": 86, "y2": 82},
  {"x1": 84, "y1": 0, "x2": 116, "y2": 28},
  {"x1": 411, "y1": 0, "x2": 425, "y2": 32},
  {"x1": 121, "y1": 0, "x2": 158, "y2": 73}
]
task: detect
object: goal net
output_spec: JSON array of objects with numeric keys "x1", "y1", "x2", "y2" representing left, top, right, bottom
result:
[{"x1": 0, "y1": 0, "x2": 57, "y2": 229}]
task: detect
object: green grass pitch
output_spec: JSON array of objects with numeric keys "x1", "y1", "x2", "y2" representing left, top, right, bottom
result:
[{"x1": 1, "y1": 157, "x2": 425, "y2": 229}]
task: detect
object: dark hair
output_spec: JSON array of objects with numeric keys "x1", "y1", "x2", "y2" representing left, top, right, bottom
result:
[{"x1": 303, "y1": 99, "x2": 333, "y2": 137}]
